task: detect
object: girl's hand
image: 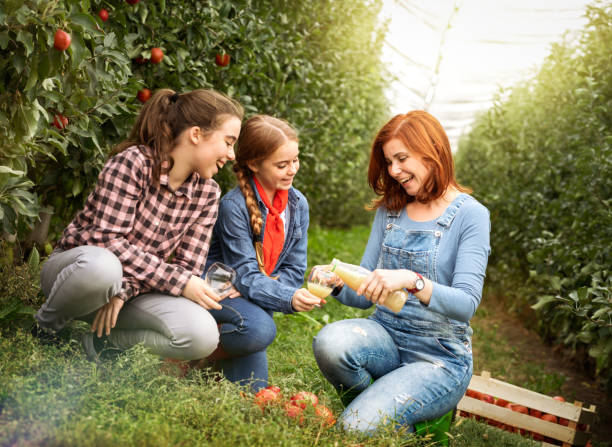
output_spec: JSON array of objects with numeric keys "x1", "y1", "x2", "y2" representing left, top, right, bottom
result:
[
  {"x1": 357, "y1": 269, "x2": 413, "y2": 304},
  {"x1": 226, "y1": 285, "x2": 241, "y2": 299},
  {"x1": 91, "y1": 296, "x2": 125, "y2": 338},
  {"x1": 291, "y1": 288, "x2": 324, "y2": 312},
  {"x1": 182, "y1": 275, "x2": 223, "y2": 310}
]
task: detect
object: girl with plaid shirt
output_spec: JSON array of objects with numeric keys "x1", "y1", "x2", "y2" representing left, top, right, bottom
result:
[{"x1": 34, "y1": 89, "x2": 243, "y2": 362}]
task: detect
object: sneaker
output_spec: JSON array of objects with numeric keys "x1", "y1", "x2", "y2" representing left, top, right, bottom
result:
[
  {"x1": 82, "y1": 332, "x2": 114, "y2": 362},
  {"x1": 30, "y1": 321, "x2": 63, "y2": 346}
]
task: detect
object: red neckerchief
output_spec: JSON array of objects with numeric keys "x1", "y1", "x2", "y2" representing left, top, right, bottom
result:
[{"x1": 253, "y1": 177, "x2": 289, "y2": 276}]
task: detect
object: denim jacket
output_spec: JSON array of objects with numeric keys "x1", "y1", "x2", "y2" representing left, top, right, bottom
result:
[{"x1": 205, "y1": 181, "x2": 309, "y2": 314}]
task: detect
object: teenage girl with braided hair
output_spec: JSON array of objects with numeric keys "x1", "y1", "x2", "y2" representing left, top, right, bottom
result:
[
  {"x1": 205, "y1": 114, "x2": 322, "y2": 392},
  {"x1": 33, "y1": 88, "x2": 243, "y2": 362}
]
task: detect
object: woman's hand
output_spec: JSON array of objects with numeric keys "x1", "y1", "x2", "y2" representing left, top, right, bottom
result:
[
  {"x1": 182, "y1": 275, "x2": 223, "y2": 310},
  {"x1": 91, "y1": 296, "x2": 125, "y2": 338},
  {"x1": 291, "y1": 288, "x2": 325, "y2": 312},
  {"x1": 357, "y1": 269, "x2": 414, "y2": 304}
]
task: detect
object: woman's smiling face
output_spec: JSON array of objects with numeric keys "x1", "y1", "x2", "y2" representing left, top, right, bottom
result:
[{"x1": 383, "y1": 138, "x2": 430, "y2": 196}]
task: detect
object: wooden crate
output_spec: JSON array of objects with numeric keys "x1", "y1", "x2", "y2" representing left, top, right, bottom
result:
[{"x1": 457, "y1": 371, "x2": 596, "y2": 447}]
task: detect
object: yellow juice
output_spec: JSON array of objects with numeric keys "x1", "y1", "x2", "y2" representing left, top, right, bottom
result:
[
  {"x1": 332, "y1": 262, "x2": 369, "y2": 291},
  {"x1": 308, "y1": 282, "x2": 333, "y2": 299},
  {"x1": 331, "y1": 258, "x2": 407, "y2": 313}
]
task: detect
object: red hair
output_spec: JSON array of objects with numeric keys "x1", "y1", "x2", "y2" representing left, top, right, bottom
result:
[{"x1": 367, "y1": 110, "x2": 470, "y2": 211}]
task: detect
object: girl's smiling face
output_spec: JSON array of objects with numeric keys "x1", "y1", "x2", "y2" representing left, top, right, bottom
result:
[
  {"x1": 194, "y1": 116, "x2": 241, "y2": 179},
  {"x1": 383, "y1": 138, "x2": 430, "y2": 196},
  {"x1": 249, "y1": 140, "x2": 299, "y2": 200}
]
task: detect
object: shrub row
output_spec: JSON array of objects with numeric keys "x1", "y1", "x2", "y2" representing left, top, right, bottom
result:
[
  {"x1": 455, "y1": 1, "x2": 611, "y2": 388},
  {"x1": 0, "y1": 0, "x2": 389, "y2": 257}
]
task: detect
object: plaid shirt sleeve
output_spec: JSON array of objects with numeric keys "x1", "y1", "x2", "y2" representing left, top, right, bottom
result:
[{"x1": 86, "y1": 151, "x2": 193, "y2": 301}]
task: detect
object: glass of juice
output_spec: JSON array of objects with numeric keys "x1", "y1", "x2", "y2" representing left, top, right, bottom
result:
[
  {"x1": 307, "y1": 267, "x2": 336, "y2": 300},
  {"x1": 206, "y1": 262, "x2": 236, "y2": 297}
]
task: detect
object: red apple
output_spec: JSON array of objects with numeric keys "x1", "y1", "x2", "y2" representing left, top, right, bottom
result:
[
  {"x1": 529, "y1": 408, "x2": 543, "y2": 418},
  {"x1": 254, "y1": 388, "x2": 281, "y2": 409},
  {"x1": 215, "y1": 53, "x2": 230, "y2": 67},
  {"x1": 290, "y1": 391, "x2": 318, "y2": 409},
  {"x1": 559, "y1": 417, "x2": 569, "y2": 426},
  {"x1": 137, "y1": 88, "x2": 151, "y2": 103},
  {"x1": 465, "y1": 389, "x2": 483, "y2": 400},
  {"x1": 495, "y1": 397, "x2": 509, "y2": 407},
  {"x1": 532, "y1": 432, "x2": 544, "y2": 441},
  {"x1": 265, "y1": 385, "x2": 281, "y2": 394},
  {"x1": 480, "y1": 394, "x2": 494, "y2": 404},
  {"x1": 284, "y1": 401, "x2": 304, "y2": 423},
  {"x1": 53, "y1": 29, "x2": 71, "y2": 51},
  {"x1": 98, "y1": 8, "x2": 109, "y2": 21},
  {"x1": 541, "y1": 413, "x2": 558, "y2": 424},
  {"x1": 150, "y1": 47, "x2": 164, "y2": 64},
  {"x1": 126, "y1": 0, "x2": 139, "y2": 4},
  {"x1": 506, "y1": 403, "x2": 528, "y2": 414},
  {"x1": 52, "y1": 114, "x2": 68, "y2": 129},
  {"x1": 552, "y1": 395, "x2": 565, "y2": 402},
  {"x1": 314, "y1": 404, "x2": 336, "y2": 427}
]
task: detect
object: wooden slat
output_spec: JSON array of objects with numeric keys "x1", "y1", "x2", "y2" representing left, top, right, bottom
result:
[
  {"x1": 467, "y1": 372, "x2": 596, "y2": 424},
  {"x1": 457, "y1": 396, "x2": 577, "y2": 443}
]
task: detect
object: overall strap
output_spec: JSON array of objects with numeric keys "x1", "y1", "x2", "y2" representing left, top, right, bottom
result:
[{"x1": 436, "y1": 194, "x2": 469, "y2": 228}]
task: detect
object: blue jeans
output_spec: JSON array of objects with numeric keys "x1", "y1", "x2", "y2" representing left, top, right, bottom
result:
[
  {"x1": 208, "y1": 297, "x2": 276, "y2": 392},
  {"x1": 312, "y1": 316, "x2": 472, "y2": 434}
]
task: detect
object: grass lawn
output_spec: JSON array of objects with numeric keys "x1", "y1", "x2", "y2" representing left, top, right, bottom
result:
[{"x1": 0, "y1": 225, "x2": 577, "y2": 446}]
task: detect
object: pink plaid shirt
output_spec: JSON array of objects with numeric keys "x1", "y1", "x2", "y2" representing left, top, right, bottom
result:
[{"x1": 57, "y1": 145, "x2": 220, "y2": 301}]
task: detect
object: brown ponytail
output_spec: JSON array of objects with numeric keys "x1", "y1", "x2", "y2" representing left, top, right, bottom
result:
[{"x1": 113, "y1": 88, "x2": 243, "y2": 186}]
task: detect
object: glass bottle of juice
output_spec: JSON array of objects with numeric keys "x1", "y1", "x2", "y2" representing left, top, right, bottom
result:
[{"x1": 330, "y1": 258, "x2": 408, "y2": 313}]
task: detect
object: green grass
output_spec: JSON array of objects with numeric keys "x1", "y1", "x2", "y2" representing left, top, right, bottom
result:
[{"x1": 0, "y1": 225, "x2": 581, "y2": 446}]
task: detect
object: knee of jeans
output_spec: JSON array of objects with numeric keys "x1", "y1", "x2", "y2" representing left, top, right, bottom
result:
[
  {"x1": 77, "y1": 247, "x2": 122, "y2": 292},
  {"x1": 229, "y1": 315, "x2": 276, "y2": 353},
  {"x1": 312, "y1": 322, "x2": 349, "y2": 365},
  {"x1": 181, "y1": 313, "x2": 220, "y2": 359}
]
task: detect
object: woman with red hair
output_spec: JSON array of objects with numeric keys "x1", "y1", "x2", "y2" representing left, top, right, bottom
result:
[{"x1": 313, "y1": 111, "x2": 491, "y2": 435}]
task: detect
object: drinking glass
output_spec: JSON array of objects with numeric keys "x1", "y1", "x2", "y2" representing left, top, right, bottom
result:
[
  {"x1": 205, "y1": 262, "x2": 236, "y2": 297},
  {"x1": 307, "y1": 266, "x2": 337, "y2": 299}
]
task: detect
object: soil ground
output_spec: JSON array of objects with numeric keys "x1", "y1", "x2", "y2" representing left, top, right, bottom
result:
[{"x1": 473, "y1": 299, "x2": 611, "y2": 444}]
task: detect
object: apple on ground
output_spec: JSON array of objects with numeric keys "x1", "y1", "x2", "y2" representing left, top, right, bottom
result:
[
  {"x1": 289, "y1": 391, "x2": 318, "y2": 409},
  {"x1": 314, "y1": 404, "x2": 336, "y2": 427},
  {"x1": 215, "y1": 53, "x2": 230, "y2": 67},
  {"x1": 284, "y1": 401, "x2": 304, "y2": 423},
  {"x1": 254, "y1": 388, "x2": 281, "y2": 410},
  {"x1": 53, "y1": 29, "x2": 71, "y2": 51},
  {"x1": 52, "y1": 114, "x2": 68, "y2": 129},
  {"x1": 98, "y1": 9, "x2": 109, "y2": 21},
  {"x1": 150, "y1": 47, "x2": 164, "y2": 64}
]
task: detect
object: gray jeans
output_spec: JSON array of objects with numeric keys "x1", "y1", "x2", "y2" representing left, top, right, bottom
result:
[{"x1": 36, "y1": 245, "x2": 219, "y2": 360}]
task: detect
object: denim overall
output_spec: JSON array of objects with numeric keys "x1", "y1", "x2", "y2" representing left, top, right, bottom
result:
[{"x1": 313, "y1": 196, "x2": 473, "y2": 435}]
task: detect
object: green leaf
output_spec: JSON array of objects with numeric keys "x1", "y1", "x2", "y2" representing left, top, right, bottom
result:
[
  {"x1": 15, "y1": 30, "x2": 33, "y2": 56},
  {"x1": 70, "y1": 13, "x2": 101, "y2": 35},
  {"x1": 28, "y1": 246, "x2": 40, "y2": 272},
  {"x1": 531, "y1": 295, "x2": 557, "y2": 310},
  {"x1": 0, "y1": 31, "x2": 10, "y2": 50}
]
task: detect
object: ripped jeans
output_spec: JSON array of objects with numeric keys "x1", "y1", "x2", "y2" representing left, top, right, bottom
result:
[{"x1": 312, "y1": 313, "x2": 472, "y2": 434}]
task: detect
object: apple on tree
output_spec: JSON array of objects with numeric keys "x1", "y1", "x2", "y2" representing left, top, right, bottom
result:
[
  {"x1": 137, "y1": 88, "x2": 151, "y2": 103},
  {"x1": 52, "y1": 114, "x2": 68, "y2": 129},
  {"x1": 98, "y1": 9, "x2": 109, "y2": 22},
  {"x1": 53, "y1": 29, "x2": 71, "y2": 51},
  {"x1": 150, "y1": 47, "x2": 164, "y2": 64},
  {"x1": 215, "y1": 53, "x2": 230, "y2": 67},
  {"x1": 126, "y1": 0, "x2": 139, "y2": 4}
]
